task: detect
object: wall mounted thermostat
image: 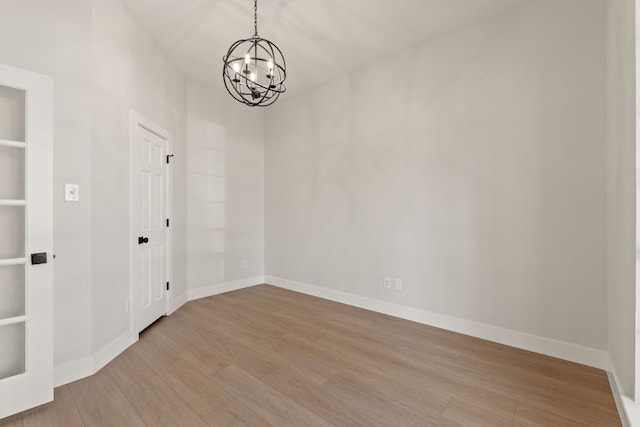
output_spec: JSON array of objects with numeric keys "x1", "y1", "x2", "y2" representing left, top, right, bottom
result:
[{"x1": 65, "y1": 184, "x2": 80, "y2": 202}]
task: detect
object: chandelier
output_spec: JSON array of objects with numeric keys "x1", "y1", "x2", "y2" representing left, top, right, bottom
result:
[{"x1": 222, "y1": 0, "x2": 287, "y2": 107}]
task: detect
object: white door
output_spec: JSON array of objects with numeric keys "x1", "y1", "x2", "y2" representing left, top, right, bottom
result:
[
  {"x1": 130, "y1": 112, "x2": 171, "y2": 334},
  {"x1": 0, "y1": 65, "x2": 53, "y2": 419}
]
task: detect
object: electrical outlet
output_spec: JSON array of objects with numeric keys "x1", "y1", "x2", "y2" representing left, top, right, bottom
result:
[
  {"x1": 64, "y1": 184, "x2": 80, "y2": 202},
  {"x1": 383, "y1": 277, "x2": 392, "y2": 289},
  {"x1": 394, "y1": 278, "x2": 403, "y2": 291},
  {"x1": 241, "y1": 259, "x2": 248, "y2": 269}
]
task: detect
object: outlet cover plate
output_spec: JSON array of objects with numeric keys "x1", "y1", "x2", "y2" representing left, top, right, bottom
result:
[{"x1": 65, "y1": 184, "x2": 79, "y2": 202}]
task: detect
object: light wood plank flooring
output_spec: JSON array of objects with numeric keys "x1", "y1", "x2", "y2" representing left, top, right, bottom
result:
[{"x1": 1, "y1": 285, "x2": 622, "y2": 426}]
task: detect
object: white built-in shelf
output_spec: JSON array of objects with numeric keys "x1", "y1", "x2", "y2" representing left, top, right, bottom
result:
[
  {"x1": 0, "y1": 258, "x2": 26, "y2": 267},
  {"x1": 0, "y1": 316, "x2": 26, "y2": 327},
  {"x1": 0, "y1": 139, "x2": 26, "y2": 149},
  {"x1": 0, "y1": 200, "x2": 26, "y2": 206}
]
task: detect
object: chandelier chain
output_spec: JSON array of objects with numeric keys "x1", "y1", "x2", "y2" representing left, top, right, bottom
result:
[{"x1": 254, "y1": 0, "x2": 258, "y2": 37}]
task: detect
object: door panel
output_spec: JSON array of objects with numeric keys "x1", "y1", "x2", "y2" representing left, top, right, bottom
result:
[
  {"x1": 131, "y1": 114, "x2": 170, "y2": 333},
  {"x1": 0, "y1": 323, "x2": 25, "y2": 379},
  {"x1": 0, "y1": 145, "x2": 25, "y2": 199},
  {"x1": 0, "y1": 85, "x2": 25, "y2": 141},
  {"x1": 0, "y1": 265, "x2": 25, "y2": 319},
  {"x1": 0, "y1": 64, "x2": 53, "y2": 419},
  {"x1": 0, "y1": 206, "x2": 25, "y2": 259}
]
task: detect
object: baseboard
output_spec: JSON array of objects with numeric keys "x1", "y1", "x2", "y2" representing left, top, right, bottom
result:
[
  {"x1": 265, "y1": 275, "x2": 608, "y2": 370},
  {"x1": 93, "y1": 331, "x2": 135, "y2": 373},
  {"x1": 608, "y1": 359, "x2": 639, "y2": 427},
  {"x1": 169, "y1": 291, "x2": 188, "y2": 314},
  {"x1": 53, "y1": 331, "x2": 135, "y2": 387},
  {"x1": 53, "y1": 357, "x2": 93, "y2": 387},
  {"x1": 187, "y1": 276, "x2": 265, "y2": 301}
]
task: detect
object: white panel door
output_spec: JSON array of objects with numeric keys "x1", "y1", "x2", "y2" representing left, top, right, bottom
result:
[
  {"x1": 131, "y1": 113, "x2": 171, "y2": 333},
  {"x1": 0, "y1": 65, "x2": 53, "y2": 419}
]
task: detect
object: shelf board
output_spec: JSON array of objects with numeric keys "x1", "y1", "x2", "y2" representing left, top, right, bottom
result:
[
  {"x1": 0, "y1": 199, "x2": 26, "y2": 206},
  {"x1": 0, "y1": 258, "x2": 25, "y2": 266},
  {"x1": 0, "y1": 139, "x2": 26, "y2": 149},
  {"x1": 0, "y1": 316, "x2": 26, "y2": 327}
]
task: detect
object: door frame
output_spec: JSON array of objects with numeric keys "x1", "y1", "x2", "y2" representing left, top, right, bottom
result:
[
  {"x1": 128, "y1": 110, "x2": 172, "y2": 339},
  {"x1": 0, "y1": 64, "x2": 53, "y2": 419}
]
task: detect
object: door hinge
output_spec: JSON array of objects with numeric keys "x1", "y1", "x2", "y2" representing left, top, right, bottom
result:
[
  {"x1": 166, "y1": 218, "x2": 170, "y2": 227},
  {"x1": 166, "y1": 154, "x2": 174, "y2": 164},
  {"x1": 166, "y1": 282, "x2": 170, "y2": 291}
]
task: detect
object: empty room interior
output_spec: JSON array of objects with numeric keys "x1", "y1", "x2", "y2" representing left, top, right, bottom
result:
[{"x1": 0, "y1": 0, "x2": 638, "y2": 425}]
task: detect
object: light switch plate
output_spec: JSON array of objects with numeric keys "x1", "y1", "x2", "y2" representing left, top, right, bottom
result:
[{"x1": 65, "y1": 184, "x2": 80, "y2": 202}]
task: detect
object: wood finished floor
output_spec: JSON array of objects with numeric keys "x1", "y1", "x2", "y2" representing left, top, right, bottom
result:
[{"x1": 1, "y1": 285, "x2": 621, "y2": 426}]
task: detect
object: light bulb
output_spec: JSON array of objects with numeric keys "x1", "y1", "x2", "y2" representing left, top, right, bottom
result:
[
  {"x1": 249, "y1": 72, "x2": 257, "y2": 82},
  {"x1": 231, "y1": 62, "x2": 240, "y2": 73},
  {"x1": 244, "y1": 53, "x2": 251, "y2": 64},
  {"x1": 267, "y1": 60, "x2": 274, "y2": 71}
]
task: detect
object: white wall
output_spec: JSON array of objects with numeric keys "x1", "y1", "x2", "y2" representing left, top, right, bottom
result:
[
  {"x1": 91, "y1": 0, "x2": 188, "y2": 350},
  {"x1": 0, "y1": 0, "x2": 94, "y2": 368},
  {"x1": 606, "y1": 0, "x2": 637, "y2": 401},
  {"x1": 187, "y1": 82, "x2": 264, "y2": 296},
  {"x1": 265, "y1": 0, "x2": 608, "y2": 351}
]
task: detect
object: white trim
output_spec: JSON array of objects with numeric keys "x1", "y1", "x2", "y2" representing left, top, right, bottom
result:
[
  {"x1": 53, "y1": 331, "x2": 135, "y2": 387},
  {"x1": 608, "y1": 358, "x2": 640, "y2": 427},
  {"x1": 53, "y1": 357, "x2": 92, "y2": 388},
  {"x1": 169, "y1": 291, "x2": 188, "y2": 314},
  {"x1": 165, "y1": 128, "x2": 174, "y2": 318},
  {"x1": 265, "y1": 275, "x2": 608, "y2": 370},
  {"x1": 0, "y1": 316, "x2": 26, "y2": 327},
  {"x1": 187, "y1": 276, "x2": 265, "y2": 301},
  {"x1": 0, "y1": 199, "x2": 26, "y2": 206},
  {"x1": 0, "y1": 139, "x2": 26, "y2": 148},
  {"x1": 0, "y1": 258, "x2": 26, "y2": 266},
  {"x1": 93, "y1": 331, "x2": 135, "y2": 373}
]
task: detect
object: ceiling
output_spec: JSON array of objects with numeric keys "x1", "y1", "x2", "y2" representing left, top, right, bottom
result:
[{"x1": 120, "y1": 0, "x2": 529, "y2": 98}]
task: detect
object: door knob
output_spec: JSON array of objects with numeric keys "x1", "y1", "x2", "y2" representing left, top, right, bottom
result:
[{"x1": 138, "y1": 236, "x2": 149, "y2": 244}]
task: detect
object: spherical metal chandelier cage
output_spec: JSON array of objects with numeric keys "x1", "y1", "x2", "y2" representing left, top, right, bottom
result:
[
  {"x1": 223, "y1": 38, "x2": 286, "y2": 107},
  {"x1": 222, "y1": 0, "x2": 286, "y2": 107}
]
